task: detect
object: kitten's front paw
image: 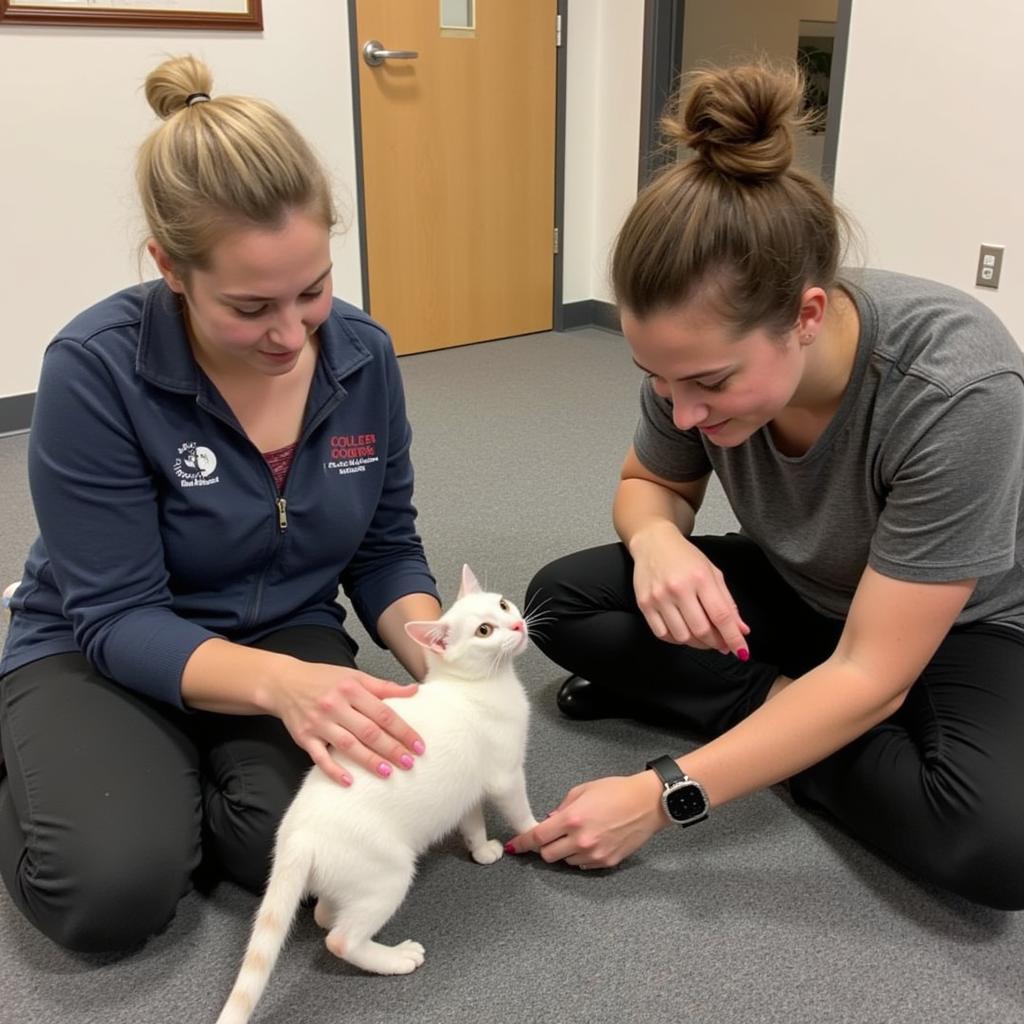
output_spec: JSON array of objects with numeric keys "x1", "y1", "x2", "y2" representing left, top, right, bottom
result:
[
  {"x1": 470, "y1": 839, "x2": 504, "y2": 865},
  {"x1": 386, "y1": 940, "x2": 426, "y2": 975}
]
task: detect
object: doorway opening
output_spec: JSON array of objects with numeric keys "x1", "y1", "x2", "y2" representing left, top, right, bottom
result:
[{"x1": 638, "y1": 0, "x2": 852, "y2": 189}]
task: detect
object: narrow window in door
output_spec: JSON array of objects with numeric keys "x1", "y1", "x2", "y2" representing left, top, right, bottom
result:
[{"x1": 441, "y1": 0, "x2": 475, "y2": 30}]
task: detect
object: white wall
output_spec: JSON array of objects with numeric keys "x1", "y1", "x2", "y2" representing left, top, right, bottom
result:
[
  {"x1": 0, "y1": 0, "x2": 635, "y2": 401},
  {"x1": 568, "y1": 0, "x2": 1024, "y2": 340},
  {"x1": 833, "y1": 0, "x2": 1024, "y2": 339},
  {"x1": 4, "y1": 0, "x2": 1022, "y2": 403},
  {"x1": 0, "y1": 4, "x2": 361, "y2": 400},
  {"x1": 588, "y1": 1, "x2": 646, "y2": 304},
  {"x1": 560, "y1": 1, "x2": 599, "y2": 304}
]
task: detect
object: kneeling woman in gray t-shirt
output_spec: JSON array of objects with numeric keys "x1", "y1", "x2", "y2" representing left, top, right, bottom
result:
[{"x1": 507, "y1": 61, "x2": 1024, "y2": 910}]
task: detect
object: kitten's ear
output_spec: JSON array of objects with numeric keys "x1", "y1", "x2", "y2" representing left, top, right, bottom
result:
[
  {"x1": 404, "y1": 620, "x2": 451, "y2": 654},
  {"x1": 458, "y1": 564, "x2": 482, "y2": 599}
]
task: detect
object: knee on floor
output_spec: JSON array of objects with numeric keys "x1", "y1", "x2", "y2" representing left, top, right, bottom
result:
[
  {"x1": 16, "y1": 831, "x2": 196, "y2": 952},
  {"x1": 936, "y1": 825, "x2": 1024, "y2": 911},
  {"x1": 205, "y1": 804, "x2": 278, "y2": 895}
]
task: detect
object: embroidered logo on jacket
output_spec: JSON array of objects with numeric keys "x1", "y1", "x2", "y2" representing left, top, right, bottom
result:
[
  {"x1": 326, "y1": 433, "x2": 379, "y2": 476},
  {"x1": 174, "y1": 441, "x2": 220, "y2": 488}
]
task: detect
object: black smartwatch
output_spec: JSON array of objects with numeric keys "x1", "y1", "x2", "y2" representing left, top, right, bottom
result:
[{"x1": 646, "y1": 755, "x2": 709, "y2": 827}]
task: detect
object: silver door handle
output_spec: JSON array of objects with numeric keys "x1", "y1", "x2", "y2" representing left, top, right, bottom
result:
[{"x1": 363, "y1": 39, "x2": 419, "y2": 67}]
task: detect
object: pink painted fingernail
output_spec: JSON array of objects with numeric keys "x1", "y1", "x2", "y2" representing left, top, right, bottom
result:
[
  {"x1": 737, "y1": 648, "x2": 750, "y2": 662},
  {"x1": 400, "y1": 754, "x2": 414, "y2": 769},
  {"x1": 413, "y1": 740, "x2": 426, "y2": 755},
  {"x1": 340, "y1": 774, "x2": 353, "y2": 787},
  {"x1": 377, "y1": 762, "x2": 392, "y2": 778},
  {"x1": 504, "y1": 842, "x2": 517, "y2": 855}
]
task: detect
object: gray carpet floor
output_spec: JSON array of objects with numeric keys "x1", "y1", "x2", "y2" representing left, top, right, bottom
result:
[{"x1": 1, "y1": 327, "x2": 1023, "y2": 1023}]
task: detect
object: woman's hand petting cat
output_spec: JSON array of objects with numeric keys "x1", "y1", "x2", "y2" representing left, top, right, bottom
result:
[
  {"x1": 506, "y1": 772, "x2": 666, "y2": 869},
  {"x1": 266, "y1": 662, "x2": 425, "y2": 787}
]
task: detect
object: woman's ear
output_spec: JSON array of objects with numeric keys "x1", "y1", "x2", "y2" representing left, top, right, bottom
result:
[
  {"x1": 147, "y1": 240, "x2": 186, "y2": 295},
  {"x1": 796, "y1": 286, "x2": 828, "y2": 345}
]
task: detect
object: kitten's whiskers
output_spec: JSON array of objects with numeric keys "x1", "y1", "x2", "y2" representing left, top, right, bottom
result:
[
  {"x1": 523, "y1": 590, "x2": 553, "y2": 619},
  {"x1": 524, "y1": 605, "x2": 555, "y2": 645}
]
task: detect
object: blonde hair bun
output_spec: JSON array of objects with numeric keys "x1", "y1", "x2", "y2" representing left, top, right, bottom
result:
[
  {"x1": 144, "y1": 54, "x2": 214, "y2": 121},
  {"x1": 136, "y1": 54, "x2": 336, "y2": 272},
  {"x1": 663, "y1": 62, "x2": 809, "y2": 181}
]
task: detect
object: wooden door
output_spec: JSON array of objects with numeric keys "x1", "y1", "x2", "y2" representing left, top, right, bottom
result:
[{"x1": 354, "y1": 0, "x2": 557, "y2": 355}]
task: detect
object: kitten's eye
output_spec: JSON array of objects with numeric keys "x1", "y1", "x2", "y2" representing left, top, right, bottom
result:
[
  {"x1": 499, "y1": 599, "x2": 509, "y2": 612},
  {"x1": 476, "y1": 623, "x2": 493, "y2": 637}
]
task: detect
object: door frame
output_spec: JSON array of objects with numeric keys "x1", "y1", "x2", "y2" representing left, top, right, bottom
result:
[
  {"x1": 638, "y1": 0, "x2": 853, "y2": 190},
  {"x1": 346, "y1": 0, "x2": 570, "y2": 334}
]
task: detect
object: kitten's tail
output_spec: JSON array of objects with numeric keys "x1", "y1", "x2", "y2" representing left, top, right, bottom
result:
[{"x1": 215, "y1": 839, "x2": 312, "y2": 1024}]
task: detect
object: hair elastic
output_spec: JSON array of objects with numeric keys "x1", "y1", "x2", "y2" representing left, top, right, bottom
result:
[{"x1": 185, "y1": 92, "x2": 211, "y2": 107}]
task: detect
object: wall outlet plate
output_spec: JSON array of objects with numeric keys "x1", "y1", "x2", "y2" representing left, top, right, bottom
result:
[{"x1": 976, "y1": 244, "x2": 1004, "y2": 289}]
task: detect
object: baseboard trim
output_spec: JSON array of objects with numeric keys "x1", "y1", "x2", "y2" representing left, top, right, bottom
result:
[
  {"x1": 561, "y1": 299, "x2": 621, "y2": 334},
  {"x1": 0, "y1": 393, "x2": 33, "y2": 437}
]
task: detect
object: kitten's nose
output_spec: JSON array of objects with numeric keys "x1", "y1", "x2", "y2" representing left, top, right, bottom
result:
[{"x1": 511, "y1": 620, "x2": 525, "y2": 632}]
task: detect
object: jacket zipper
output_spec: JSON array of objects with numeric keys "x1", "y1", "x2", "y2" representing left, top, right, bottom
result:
[
  {"x1": 195, "y1": 373, "x2": 343, "y2": 624},
  {"x1": 270, "y1": 384, "x2": 342, "y2": 535}
]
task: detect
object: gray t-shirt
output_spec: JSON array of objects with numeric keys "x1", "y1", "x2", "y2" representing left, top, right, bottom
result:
[{"x1": 633, "y1": 268, "x2": 1024, "y2": 630}]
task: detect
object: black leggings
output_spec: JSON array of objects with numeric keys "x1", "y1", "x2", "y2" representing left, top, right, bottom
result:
[
  {"x1": 526, "y1": 536, "x2": 1024, "y2": 910},
  {"x1": 0, "y1": 625, "x2": 357, "y2": 952}
]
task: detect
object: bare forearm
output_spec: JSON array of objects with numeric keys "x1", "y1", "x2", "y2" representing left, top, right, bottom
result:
[
  {"x1": 681, "y1": 572, "x2": 974, "y2": 808},
  {"x1": 511, "y1": 572, "x2": 972, "y2": 868},
  {"x1": 677, "y1": 657, "x2": 907, "y2": 808},
  {"x1": 613, "y1": 477, "x2": 697, "y2": 549},
  {"x1": 180, "y1": 592, "x2": 441, "y2": 713},
  {"x1": 180, "y1": 637, "x2": 295, "y2": 714},
  {"x1": 377, "y1": 591, "x2": 443, "y2": 681}
]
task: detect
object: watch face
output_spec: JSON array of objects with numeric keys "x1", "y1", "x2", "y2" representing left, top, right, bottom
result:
[{"x1": 665, "y1": 781, "x2": 707, "y2": 823}]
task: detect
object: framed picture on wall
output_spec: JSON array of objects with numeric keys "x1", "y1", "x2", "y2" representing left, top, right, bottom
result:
[{"x1": 0, "y1": 0, "x2": 262, "y2": 30}]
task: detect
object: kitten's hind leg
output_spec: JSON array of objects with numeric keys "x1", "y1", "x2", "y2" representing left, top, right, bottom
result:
[
  {"x1": 313, "y1": 896, "x2": 336, "y2": 930},
  {"x1": 325, "y1": 863, "x2": 425, "y2": 975},
  {"x1": 459, "y1": 802, "x2": 503, "y2": 864}
]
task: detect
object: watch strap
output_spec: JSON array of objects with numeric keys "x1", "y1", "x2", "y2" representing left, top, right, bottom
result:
[{"x1": 646, "y1": 754, "x2": 688, "y2": 787}]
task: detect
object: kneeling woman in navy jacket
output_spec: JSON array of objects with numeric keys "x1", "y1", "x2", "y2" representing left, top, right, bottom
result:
[{"x1": 0, "y1": 55, "x2": 442, "y2": 952}]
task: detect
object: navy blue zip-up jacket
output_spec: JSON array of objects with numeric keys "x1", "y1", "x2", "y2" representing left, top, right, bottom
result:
[{"x1": 0, "y1": 281, "x2": 439, "y2": 707}]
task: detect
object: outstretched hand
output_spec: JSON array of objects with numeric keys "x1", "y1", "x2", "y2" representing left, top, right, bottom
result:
[
  {"x1": 506, "y1": 772, "x2": 666, "y2": 869},
  {"x1": 630, "y1": 523, "x2": 750, "y2": 657},
  {"x1": 267, "y1": 662, "x2": 425, "y2": 787}
]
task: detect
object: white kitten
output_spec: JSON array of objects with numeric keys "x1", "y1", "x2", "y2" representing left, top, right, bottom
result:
[{"x1": 215, "y1": 565, "x2": 538, "y2": 1024}]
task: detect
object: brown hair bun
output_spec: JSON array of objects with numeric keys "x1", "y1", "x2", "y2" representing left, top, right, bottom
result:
[
  {"x1": 613, "y1": 60, "x2": 848, "y2": 333},
  {"x1": 663, "y1": 62, "x2": 808, "y2": 181}
]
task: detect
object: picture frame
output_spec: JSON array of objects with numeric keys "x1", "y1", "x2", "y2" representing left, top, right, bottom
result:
[{"x1": 0, "y1": 0, "x2": 262, "y2": 31}]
